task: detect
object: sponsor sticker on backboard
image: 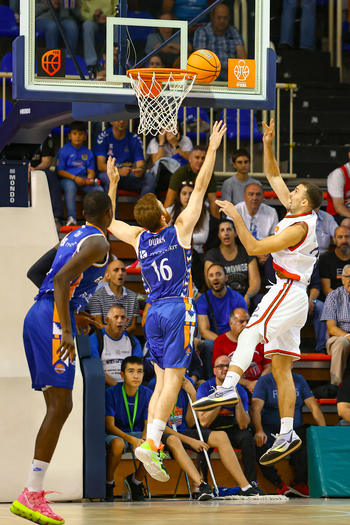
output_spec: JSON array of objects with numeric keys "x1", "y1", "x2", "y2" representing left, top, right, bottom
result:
[
  {"x1": 37, "y1": 49, "x2": 65, "y2": 78},
  {"x1": 228, "y1": 59, "x2": 255, "y2": 89}
]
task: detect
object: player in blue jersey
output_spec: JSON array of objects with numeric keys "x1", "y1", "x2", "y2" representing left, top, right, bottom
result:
[
  {"x1": 105, "y1": 121, "x2": 226, "y2": 482},
  {"x1": 11, "y1": 191, "x2": 112, "y2": 525}
]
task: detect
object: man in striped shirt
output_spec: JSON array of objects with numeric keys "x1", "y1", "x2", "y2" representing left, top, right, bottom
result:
[
  {"x1": 321, "y1": 264, "x2": 350, "y2": 385},
  {"x1": 193, "y1": 4, "x2": 247, "y2": 81},
  {"x1": 89, "y1": 259, "x2": 140, "y2": 333}
]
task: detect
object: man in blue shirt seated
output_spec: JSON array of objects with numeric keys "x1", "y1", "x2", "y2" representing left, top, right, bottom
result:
[
  {"x1": 196, "y1": 355, "x2": 257, "y2": 485},
  {"x1": 105, "y1": 356, "x2": 152, "y2": 501},
  {"x1": 148, "y1": 374, "x2": 262, "y2": 498},
  {"x1": 196, "y1": 263, "x2": 248, "y2": 379},
  {"x1": 94, "y1": 120, "x2": 155, "y2": 216},
  {"x1": 90, "y1": 304, "x2": 143, "y2": 386},
  {"x1": 57, "y1": 121, "x2": 104, "y2": 226},
  {"x1": 251, "y1": 370, "x2": 325, "y2": 497}
]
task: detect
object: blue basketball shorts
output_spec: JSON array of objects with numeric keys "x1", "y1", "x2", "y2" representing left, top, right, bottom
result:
[
  {"x1": 145, "y1": 297, "x2": 197, "y2": 370},
  {"x1": 23, "y1": 295, "x2": 77, "y2": 391}
]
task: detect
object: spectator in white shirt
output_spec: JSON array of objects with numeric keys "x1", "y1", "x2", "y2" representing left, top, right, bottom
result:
[
  {"x1": 235, "y1": 183, "x2": 279, "y2": 266},
  {"x1": 314, "y1": 206, "x2": 338, "y2": 255},
  {"x1": 326, "y1": 155, "x2": 350, "y2": 228}
]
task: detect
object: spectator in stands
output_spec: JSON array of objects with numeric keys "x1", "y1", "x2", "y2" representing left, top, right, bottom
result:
[
  {"x1": 193, "y1": 4, "x2": 247, "y2": 81},
  {"x1": 57, "y1": 121, "x2": 103, "y2": 226},
  {"x1": 80, "y1": 0, "x2": 117, "y2": 68},
  {"x1": 306, "y1": 265, "x2": 327, "y2": 353},
  {"x1": 29, "y1": 134, "x2": 64, "y2": 231},
  {"x1": 235, "y1": 183, "x2": 279, "y2": 268},
  {"x1": 148, "y1": 53, "x2": 166, "y2": 69},
  {"x1": 90, "y1": 304, "x2": 143, "y2": 386},
  {"x1": 235, "y1": 183, "x2": 279, "y2": 240},
  {"x1": 319, "y1": 226, "x2": 350, "y2": 297},
  {"x1": 147, "y1": 122, "x2": 193, "y2": 168},
  {"x1": 221, "y1": 149, "x2": 262, "y2": 205},
  {"x1": 166, "y1": 181, "x2": 220, "y2": 255},
  {"x1": 94, "y1": 120, "x2": 155, "y2": 215},
  {"x1": 279, "y1": 0, "x2": 316, "y2": 51},
  {"x1": 196, "y1": 355, "x2": 258, "y2": 485},
  {"x1": 204, "y1": 220, "x2": 261, "y2": 303},
  {"x1": 320, "y1": 265, "x2": 350, "y2": 385},
  {"x1": 337, "y1": 375, "x2": 350, "y2": 425},
  {"x1": 145, "y1": 12, "x2": 192, "y2": 68},
  {"x1": 148, "y1": 374, "x2": 264, "y2": 497},
  {"x1": 89, "y1": 259, "x2": 140, "y2": 333},
  {"x1": 163, "y1": 0, "x2": 208, "y2": 22},
  {"x1": 35, "y1": 0, "x2": 80, "y2": 56},
  {"x1": 105, "y1": 356, "x2": 151, "y2": 501},
  {"x1": 163, "y1": 145, "x2": 219, "y2": 217},
  {"x1": 212, "y1": 308, "x2": 271, "y2": 394},
  {"x1": 314, "y1": 206, "x2": 337, "y2": 255},
  {"x1": 196, "y1": 263, "x2": 248, "y2": 379},
  {"x1": 251, "y1": 370, "x2": 325, "y2": 497},
  {"x1": 326, "y1": 151, "x2": 350, "y2": 227}
]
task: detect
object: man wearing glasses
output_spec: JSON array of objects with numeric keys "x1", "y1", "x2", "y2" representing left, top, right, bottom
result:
[
  {"x1": 212, "y1": 308, "x2": 272, "y2": 395},
  {"x1": 320, "y1": 264, "x2": 350, "y2": 385},
  {"x1": 195, "y1": 355, "x2": 258, "y2": 488}
]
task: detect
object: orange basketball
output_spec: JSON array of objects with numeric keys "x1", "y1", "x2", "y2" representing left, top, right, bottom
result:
[{"x1": 187, "y1": 49, "x2": 221, "y2": 84}]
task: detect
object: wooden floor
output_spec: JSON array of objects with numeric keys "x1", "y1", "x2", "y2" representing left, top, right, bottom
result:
[{"x1": 2, "y1": 498, "x2": 350, "y2": 525}]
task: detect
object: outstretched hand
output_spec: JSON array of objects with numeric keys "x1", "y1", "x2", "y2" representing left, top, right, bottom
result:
[
  {"x1": 262, "y1": 119, "x2": 275, "y2": 145},
  {"x1": 209, "y1": 120, "x2": 227, "y2": 151},
  {"x1": 215, "y1": 199, "x2": 238, "y2": 220},
  {"x1": 107, "y1": 156, "x2": 120, "y2": 184}
]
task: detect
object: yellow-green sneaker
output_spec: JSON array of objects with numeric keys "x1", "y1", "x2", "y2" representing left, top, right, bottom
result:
[
  {"x1": 135, "y1": 439, "x2": 170, "y2": 482},
  {"x1": 10, "y1": 488, "x2": 65, "y2": 524}
]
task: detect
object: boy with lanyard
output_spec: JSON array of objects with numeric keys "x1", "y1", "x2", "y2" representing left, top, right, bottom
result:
[
  {"x1": 148, "y1": 376, "x2": 262, "y2": 497},
  {"x1": 105, "y1": 356, "x2": 152, "y2": 502}
]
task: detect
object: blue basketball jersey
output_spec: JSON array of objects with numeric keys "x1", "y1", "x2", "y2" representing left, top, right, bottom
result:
[
  {"x1": 37, "y1": 223, "x2": 109, "y2": 311},
  {"x1": 137, "y1": 225, "x2": 192, "y2": 301}
]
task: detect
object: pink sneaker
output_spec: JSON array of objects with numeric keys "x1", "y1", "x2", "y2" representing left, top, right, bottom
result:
[{"x1": 10, "y1": 488, "x2": 65, "y2": 524}]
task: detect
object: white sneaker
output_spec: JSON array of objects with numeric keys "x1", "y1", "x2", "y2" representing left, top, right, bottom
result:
[
  {"x1": 259, "y1": 430, "x2": 302, "y2": 466},
  {"x1": 192, "y1": 386, "x2": 239, "y2": 411},
  {"x1": 66, "y1": 216, "x2": 77, "y2": 226}
]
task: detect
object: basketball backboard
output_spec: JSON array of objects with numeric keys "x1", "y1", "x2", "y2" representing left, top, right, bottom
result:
[{"x1": 13, "y1": 0, "x2": 275, "y2": 111}]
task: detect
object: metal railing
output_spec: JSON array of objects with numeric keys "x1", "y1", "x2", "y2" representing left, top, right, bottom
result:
[
  {"x1": 0, "y1": 72, "x2": 296, "y2": 179},
  {"x1": 233, "y1": 0, "x2": 248, "y2": 50},
  {"x1": 329, "y1": 0, "x2": 343, "y2": 81}
]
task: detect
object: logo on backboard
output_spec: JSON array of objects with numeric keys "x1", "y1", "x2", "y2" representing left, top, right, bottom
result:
[
  {"x1": 37, "y1": 49, "x2": 65, "y2": 78},
  {"x1": 228, "y1": 59, "x2": 255, "y2": 89}
]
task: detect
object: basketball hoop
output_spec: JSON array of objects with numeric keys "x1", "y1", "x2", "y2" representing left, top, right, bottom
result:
[{"x1": 127, "y1": 68, "x2": 197, "y2": 136}]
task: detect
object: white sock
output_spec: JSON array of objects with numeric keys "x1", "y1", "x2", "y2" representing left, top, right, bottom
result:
[
  {"x1": 132, "y1": 473, "x2": 142, "y2": 485},
  {"x1": 222, "y1": 371, "x2": 241, "y2": 389},
  {"x1": 26, "y1": 460, "x2": 49, "y2": 492},
  {"x1": 241, "y1": 484, "x2": 252, "y2": 491},
  {"x1": 146, "y1": 423, "x2": 154, "y2": 441},
  {"x1": 148, "y1": 419, "x2": 166, "y2": 448},
  {"x1": 280, "y1": 417, "x2": 294, "y2": 435}
]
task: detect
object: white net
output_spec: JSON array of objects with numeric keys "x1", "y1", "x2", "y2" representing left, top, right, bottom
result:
[{"x1": 128, "y1": 70, "x2": 196, "y2": 136}]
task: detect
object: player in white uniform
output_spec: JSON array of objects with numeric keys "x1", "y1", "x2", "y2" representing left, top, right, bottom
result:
[{"x1": 193, "y1": 120, "x2": 323, "y2": 466}]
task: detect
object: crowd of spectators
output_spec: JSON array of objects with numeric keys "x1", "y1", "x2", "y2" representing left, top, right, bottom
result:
[{"x1": 3, "y1": 0, "x2": 350, "y2": 503}]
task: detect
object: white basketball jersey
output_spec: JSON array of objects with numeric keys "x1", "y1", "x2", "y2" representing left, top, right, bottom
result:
[{"x1": 272, "y1": 211, "x2": 318, "y2": 286}]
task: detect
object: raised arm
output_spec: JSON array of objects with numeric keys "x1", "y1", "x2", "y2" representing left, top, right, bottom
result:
[
  {"x1": 175, "y1": 121, "x2": 226, "y2": 246},
  {"x1": 262, "y1": 119, "x2": 290, "y2": 208},
  {"x1": 106, "y1": 156, "x2": 144, "y2": 250},
  {"x1": 215, "y1": 199, "x2": 307, "y2": 256}
]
